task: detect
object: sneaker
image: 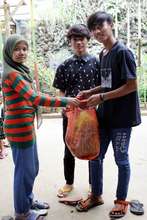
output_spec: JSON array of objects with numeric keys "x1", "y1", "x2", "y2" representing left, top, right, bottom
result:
[
  {"x1": 15, "y1": 210, "x2": 48, "y2": 220},
  {"x1": 31, "y1": 200, "x2": 49, "y2": 210}
]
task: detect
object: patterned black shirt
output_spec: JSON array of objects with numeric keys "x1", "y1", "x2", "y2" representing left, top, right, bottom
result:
[{"x1": 53, "y1": 54, "x2": 100, "y2": 97}]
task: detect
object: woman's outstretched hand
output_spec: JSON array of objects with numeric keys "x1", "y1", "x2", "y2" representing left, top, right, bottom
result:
[{"x1": 67, "y1": 97, "x2": 80, "y2": 107}]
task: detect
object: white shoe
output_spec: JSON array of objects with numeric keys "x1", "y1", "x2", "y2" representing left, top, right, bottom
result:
[{"x1": 15, "y1": 210, "x2": 48, "y2": 220}]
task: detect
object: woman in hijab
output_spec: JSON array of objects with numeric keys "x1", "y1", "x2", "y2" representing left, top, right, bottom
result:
[{"x1": 2, "y1": 34, "x2": 79, "y2": 220}]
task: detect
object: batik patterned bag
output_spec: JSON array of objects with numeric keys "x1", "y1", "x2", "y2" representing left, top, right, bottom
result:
[{"x1": 65, "y1": 107, "x2": 100, "y2": 160}]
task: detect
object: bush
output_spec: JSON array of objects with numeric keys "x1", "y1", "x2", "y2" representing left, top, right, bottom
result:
[
  {"x1": 27, "y1": 52, "x2": 60, "y2": 113},
  {"x1": 137, "y1": 54, "x2": 147, "y2": 104}
]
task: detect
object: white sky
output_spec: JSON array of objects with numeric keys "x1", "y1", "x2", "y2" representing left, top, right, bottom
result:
[
  {"x1": 0, "y1": 0, "x2": 72, "y2": 6},
  {"x1": 0, "y1": 0, "x2": 72, "y2": 20}
]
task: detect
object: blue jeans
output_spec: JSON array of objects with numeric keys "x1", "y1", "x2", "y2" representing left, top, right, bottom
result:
[
  {"x1": 90, "y1": 128, "x2": 132, "y2": 200},
  {"x1": 12, "y1": 142, "x2": 39, "y2": 214}
]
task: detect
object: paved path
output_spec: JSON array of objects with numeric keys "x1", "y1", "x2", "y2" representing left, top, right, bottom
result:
[{"x1": 0, "y1": 117, "x2": 147, "y2": 220}]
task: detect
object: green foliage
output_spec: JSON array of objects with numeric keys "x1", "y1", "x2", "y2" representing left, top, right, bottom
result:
[
  {"x1": 27, "y1": 51, "x2": 55, "y2": 95},
  {"x1": 137, "y1": 54, "x2": 147, "y2": 103},
  {"x1": 27, "y1": 51, "x2": 58, "y2": 113}
]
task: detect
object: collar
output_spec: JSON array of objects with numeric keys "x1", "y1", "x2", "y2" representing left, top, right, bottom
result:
[{"x1": 73, "y1": 53, "x2": 92, "y2": 62}]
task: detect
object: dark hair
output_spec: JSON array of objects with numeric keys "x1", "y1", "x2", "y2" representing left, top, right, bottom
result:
[
  {"x1": 67, "y1": 24, "x2": 91, "y2": 40},
  {"x1": 87, "y1": 11, "x2": 113, "y2": 31}
]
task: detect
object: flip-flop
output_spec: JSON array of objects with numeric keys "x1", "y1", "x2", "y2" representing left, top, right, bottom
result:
[
  {"x1": 57, "y1": 186, "x2": 73, "y2": 198},
  {"x1": 59, "y1": 196, "x2": 83, "y2": 206},
  {"x1": 129, "y1": 200, "x2": 144, "y2": 215}
]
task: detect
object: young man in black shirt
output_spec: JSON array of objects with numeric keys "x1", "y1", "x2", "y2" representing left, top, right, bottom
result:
[
  {"x1": 76, "y1": 11, "x2": 141, "y2": 218},
  {"x1": 53, "y1": 24, "x2": 100, "y2": 197}
]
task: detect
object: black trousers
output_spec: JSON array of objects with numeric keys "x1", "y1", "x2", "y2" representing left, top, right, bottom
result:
[{"x1": 63, "y1": 114, "x2": 91, "y2": 185}]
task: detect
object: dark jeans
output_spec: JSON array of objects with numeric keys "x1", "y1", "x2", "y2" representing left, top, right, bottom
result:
[
  {"x1": 90, "y1": 128, "x2": 132, "y2": 200},
  {"x1": 63, "y1": 114, "x2": 91, "y2": 185}
]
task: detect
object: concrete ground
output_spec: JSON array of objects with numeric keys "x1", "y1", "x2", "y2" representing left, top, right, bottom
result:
[{"x1": 0, "y1": 116, "x2": 147, "y2": 220}]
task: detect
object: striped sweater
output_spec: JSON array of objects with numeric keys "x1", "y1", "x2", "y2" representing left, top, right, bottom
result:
[{"x1": 2, "y1": 71, "x2": 68, "y2": 148}]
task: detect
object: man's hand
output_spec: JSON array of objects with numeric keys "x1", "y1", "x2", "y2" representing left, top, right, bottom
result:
[
  {"x1": 87, "y1": 94, "x2": 103, "y2": 107},
  {"x1": 77, "y1": 89, "x2": 92, "y2": 99}
]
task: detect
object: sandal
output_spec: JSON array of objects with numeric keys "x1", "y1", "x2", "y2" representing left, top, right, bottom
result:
[
  {"x1": 59, "y1": 196, "x2": 83, "y2": 206},
  {"x1": 31, "y1": 201, "x2": 50, "y2": 210},
  {"x1": 109, "y1": 200, "x2": 129, "y2": 219},
  {"x1": 129, "y1": 200, "x2": 144, "y2": 215},
  {"x1": 57, "y1": 185, "x2": 73, "y2": 198},
  {"x1": 76, "y1": 195, "x2": 104, "y2": 212}
]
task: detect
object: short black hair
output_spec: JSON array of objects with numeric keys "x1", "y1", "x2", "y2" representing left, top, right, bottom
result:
[
  {"x1": 67, "y1": 24, "x2": 91, "y2": 40},
  {"x1": 87, "y1": 11, "x2": 113, "y2": 31}
]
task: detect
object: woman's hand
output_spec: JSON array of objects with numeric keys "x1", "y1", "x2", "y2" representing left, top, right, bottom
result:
[{"x1": 67, "y1": 97, "x2": 80, "y2": 107}]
